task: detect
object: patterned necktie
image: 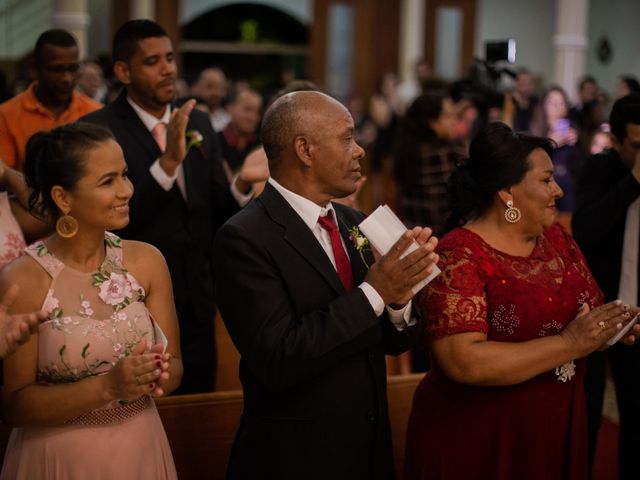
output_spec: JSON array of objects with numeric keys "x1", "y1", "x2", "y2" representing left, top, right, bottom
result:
[{"x1": 317, "y1": 212, "x2": 354, "y2": 291}]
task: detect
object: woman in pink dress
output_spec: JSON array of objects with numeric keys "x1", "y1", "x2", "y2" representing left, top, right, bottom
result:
[
  {"x1": 0, "y1": 160, "x2": 48, "y2": 268},
  {"x1": 404, "y1": 122, "x2": 639, "y2": 480},
  {"x1": 0, "y1": 123, "x2": 183, "y2": 479},
  {"x1": 0, "y1": 162, "x2": 52, "y2": 357}
]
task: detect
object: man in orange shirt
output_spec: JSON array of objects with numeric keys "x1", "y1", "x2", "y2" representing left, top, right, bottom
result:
[{"x1": 0, "y1": 29, "x2": 101, "y2": 171}]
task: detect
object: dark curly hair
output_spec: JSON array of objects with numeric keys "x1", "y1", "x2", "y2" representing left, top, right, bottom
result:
[
  {"x1": 446, "y1": 122, "x2": 554, "y2": 230},
  {"x1": 23, "y1": 122, "x2": 115, "y2": 221}
]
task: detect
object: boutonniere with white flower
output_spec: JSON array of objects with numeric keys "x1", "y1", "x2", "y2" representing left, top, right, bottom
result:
[
  {"x1": 186, "y1": 129, "x2": 203, "y2": 152},
  {"x1": 348, "y1": 225, "x2": 370, "y2": 267}
]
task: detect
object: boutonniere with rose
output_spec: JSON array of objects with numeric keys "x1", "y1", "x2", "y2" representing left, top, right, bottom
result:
[
  {"x1": 348, "y1": 225, "x2": 370, "y2": 267},
  {"x1": 186, "y1": 129, "x2": 203, "y2": 152}
]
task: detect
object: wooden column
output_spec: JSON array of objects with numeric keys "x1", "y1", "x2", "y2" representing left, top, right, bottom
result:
[
  {"x1": 309, "y1": 0, "x2": 328, "y2": 88},
  {"x1": 354, "y1": 0, "x2": 400, "y2": 104},
  {"x1": 309, "y1": 0, "x2": 401, "y2": 104},
  {"x1": 155, "y1": 0, "x2": 181, "y2": 68},
  {"x1": 111, "y1": 0, "x2": 131, "y2": 38}
]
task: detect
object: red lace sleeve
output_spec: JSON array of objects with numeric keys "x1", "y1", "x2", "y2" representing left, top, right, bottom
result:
[{"x1": 417, "y1": 244, "x2": 489, "y2": 343}]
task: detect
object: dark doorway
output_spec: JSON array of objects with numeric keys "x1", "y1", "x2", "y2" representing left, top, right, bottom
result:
[{"x1": 181, "y1": 3, "x2": 309, "y2": 95}]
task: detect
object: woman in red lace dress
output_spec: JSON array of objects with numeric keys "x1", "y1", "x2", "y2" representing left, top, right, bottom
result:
[{"x1": 404, "y1": 123, "x2": 639, "y2": 480}]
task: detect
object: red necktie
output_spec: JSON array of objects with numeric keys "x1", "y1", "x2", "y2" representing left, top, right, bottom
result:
[{"x1": 318, "y1": 213, "x2": 354, "y2": 291}]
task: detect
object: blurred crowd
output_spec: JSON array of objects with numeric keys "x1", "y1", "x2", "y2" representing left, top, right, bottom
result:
[{"x1": 3, "y1": 47, "x2": 639, "y2": 228}]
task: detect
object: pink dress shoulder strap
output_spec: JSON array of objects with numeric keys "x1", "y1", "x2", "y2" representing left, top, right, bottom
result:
[{"x1": 24, "y1": 241, "x2": 64, "y2": 279}]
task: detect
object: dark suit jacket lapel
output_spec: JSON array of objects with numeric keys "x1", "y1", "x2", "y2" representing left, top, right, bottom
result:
[
  {"x1": 335, "y1": 210, "x2": 369, "y2": 285},
  {"x1": 114, "y1": 92, "x2": 187, "y2": 205},
  {"x1": 113, "y1": 92, "x2": 164, "y2": 162},
  {"x1": 181, "y1": 114, "x2": 202, "y2": 203},
  {"x1": 259, "y1": 183, "x2": 345, "y2": 294}
]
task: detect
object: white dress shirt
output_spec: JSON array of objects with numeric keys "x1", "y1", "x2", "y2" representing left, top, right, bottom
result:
[
  {"x1": 269, "y1": 177, "x2": 414, "y2": 330},
  {"x1": 126, "y1": 96, "x2": 252, "y2": 206}
]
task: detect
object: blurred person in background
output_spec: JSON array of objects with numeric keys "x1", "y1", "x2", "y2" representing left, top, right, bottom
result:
[
  {"x1": 369, "y1": 73, "x2": 403, "y2": 208},
  {"x1": 395, "y1": 92, "x2": 462, "y2": 237},
  {"x1": 571, "y1": 76, "x2": 610, "y2": 154},
  {"x1": 398, "y1": 59, "x2": 433, "y2": 113},
  {"x1": 572, "y1": 76, "x2": 599, "y2": 114},
  {"x1": 452, "y1": 98, "x2": 479, "y2": 151},
  {"x1": 189, "y1": 67, "x2": 230, "y2": 132},
  {"x1": 369, "y1": 72, "x2": 402, "y2": 173},
  {"x1": 508, "y1": 67, "x2": 539, "y2": 132},
  {"x1": 615, "y1": 75, "x2": 640, "y2": 99},
  {"x1": 0, "y1": 29, "x2": 101, "y2": 171},
  {"x1": 573, "y1": 93, "x2": 640, "y2": 479},
  {"x1": 531, "y1": 85, "x2": 584, "y2": 213},
  {"x1": 218, "y1": 88, "x2": 263, "y2": 180},
  {"x1": 394, "y1": 91, "x2": 463, "y2": 373},
  {"x1": 76, "y1": 60, "x2": 106, "y2": 103},
  {"x1": 589, "y1": 123, "x2": 613, "y2": 155}
]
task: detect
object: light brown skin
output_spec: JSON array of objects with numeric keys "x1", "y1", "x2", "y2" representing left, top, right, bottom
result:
[
  {"x1": 189, "y1": 67, "x2": 227, "y2": 112},
  {"x1": 0, "y1": 285, "x2": 47, "y2": 358},
  {"x1": 227, "y1": 89, "x2": 263, "y2": 141},
  {"x1": 269, "y1": 91, "x2": 439, "y2": 307},
  {"x1": 431, "y1": 148, "x2": 640, "y2": 387},
  {"x1": 113, "y1": 36, "x2": 268, "y2": 195},
  {"x1": 0, "y1": 139, "x2": 183, "y2": 427}
]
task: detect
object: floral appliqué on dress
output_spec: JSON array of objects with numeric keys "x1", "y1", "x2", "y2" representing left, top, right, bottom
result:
[{"x1": 33, "y1": 234, "x2": 151, "y2": 384}]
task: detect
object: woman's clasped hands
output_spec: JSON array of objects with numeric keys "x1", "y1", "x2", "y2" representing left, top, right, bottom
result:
[
  {"x1": 560, "y1": 300, "x2": 640, "y2": 357},
  {"x1": 100, "y1": 338, "x2": 173, "y2": 402}
]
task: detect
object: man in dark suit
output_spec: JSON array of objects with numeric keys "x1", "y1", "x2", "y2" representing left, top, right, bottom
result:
[
  {"x1": 213, "y1": 91, "x2": 439, "y2": 479},
  {"x1": 573, "y1": 93, "x2": 640, "y2": 479},
  {"x1": 82, "y1": 20, "x2": 266, "y2": 394}
]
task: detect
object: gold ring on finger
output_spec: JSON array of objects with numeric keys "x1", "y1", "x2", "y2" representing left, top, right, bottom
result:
[{"x1": 598, "y1": 321, "x2": 606, "y2": 329}]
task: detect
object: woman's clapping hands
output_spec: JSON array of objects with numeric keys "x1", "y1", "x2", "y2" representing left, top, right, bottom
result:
[
  {"x1": 560, "y1": 301, "x2": 639, "y2": 357},
  {"x1": 101, "y1": 338, "x2": 172, "y2": 402}
]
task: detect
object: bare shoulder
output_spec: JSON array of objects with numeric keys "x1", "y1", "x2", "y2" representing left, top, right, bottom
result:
[
  {"x1": 0, "y1": 255, "x2": 47, "y2": 287},
  {"x1": 120, "y1": 240, "x2": 169, "y2": 287},
  {"x1": 0, "y1": 255, "x2": 50, "y2": 312},
  {"x1": 121, "y1": 239, "x2": 165, "y2": 264}
]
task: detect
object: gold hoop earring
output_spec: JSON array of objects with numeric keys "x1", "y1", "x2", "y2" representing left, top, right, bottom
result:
[
  {"x1": 56, "y1": 215, "x2": 79, "y2": 238},
  {"x1": 504, "y1": 200, "x2": 521, "y2": 224}
]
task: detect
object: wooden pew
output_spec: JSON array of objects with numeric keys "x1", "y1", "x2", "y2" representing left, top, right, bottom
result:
[
  {"x1": 0, "y1": 373, "x2": 423, "y2": 479},
  {"x1": 156, "y1": 390, "x2": 243, "y2": 480},
  {"x1": 156, "y1": 373, "x2": 424, "y2": 480},
  {"x1": 387, "y1": 373, "x2": 424, "y2": 479}
]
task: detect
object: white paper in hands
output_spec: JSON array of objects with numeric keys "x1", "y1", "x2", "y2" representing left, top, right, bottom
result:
[
  {"x1": 606, "y1": 313, "x2": 639, "y2": 346},
  {"x1": 358, "y1": 205, "x2": 440, "y2": 294}
]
